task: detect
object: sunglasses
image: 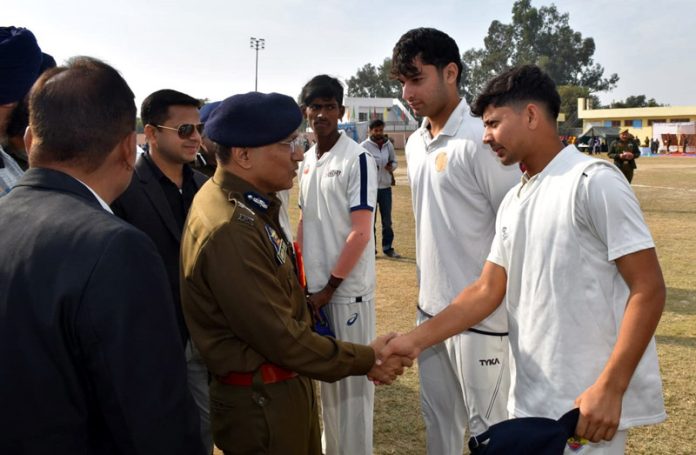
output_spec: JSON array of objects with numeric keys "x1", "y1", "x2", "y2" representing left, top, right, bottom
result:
[{"x1": 155, "y1": 123, "x2": 204, "y2": 139}]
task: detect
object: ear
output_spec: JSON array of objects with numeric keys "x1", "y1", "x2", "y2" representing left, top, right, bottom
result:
[
  {"x1": 117, "y1": 131, "x2": 137, "y2": 170},
  {"x1": 444, "y1": 62, "x2": 459, "y2": 86},
  {"x1": 300, "y1": 105, "x2": 308, "y2": 120},
  {"x1": 525, "y1": 103, "x2": 541, "y2": 131},
  {"x1": 231, "y1": 146, "x2": 253, "y2": 170},
  {"x1": 339, "y1": 105, "x2": 346, "y2": 118},
  {"x1": 144, "y1": 124, "x2": 158, "y2": 142},
  {"x1": 24, "y1": 126, "x2": 33, "y2": 153}
]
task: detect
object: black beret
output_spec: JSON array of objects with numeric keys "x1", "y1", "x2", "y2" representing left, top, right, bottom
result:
[
  {"x1": 205, "y1": 92, "x2": 302, "y2": 148},
  {"x1": 0, "y1": 27, "x2": 42, "y2": 104}
]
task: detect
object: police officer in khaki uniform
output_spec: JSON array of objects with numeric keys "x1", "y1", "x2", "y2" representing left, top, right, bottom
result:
[
  {"x1": 608, "y1": 129, "x2": 640, "y2": 183},
  {"x1": 180, "y1": 92, "x2": 410, "y2": 455}
]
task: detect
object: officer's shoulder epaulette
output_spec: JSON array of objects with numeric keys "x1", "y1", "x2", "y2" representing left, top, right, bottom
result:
[{"x1": 228, "y1": 197, "x2": 256, "y2": 227}]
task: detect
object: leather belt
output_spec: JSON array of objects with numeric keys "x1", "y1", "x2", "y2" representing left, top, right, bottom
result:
[{"x1": 217, "y1": 363, "x2": 298, "y2": 386}]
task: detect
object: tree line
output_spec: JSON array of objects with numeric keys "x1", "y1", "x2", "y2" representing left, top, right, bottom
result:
[{"x1": 346, "y1": 0, "x2": 661, "y2": 129}]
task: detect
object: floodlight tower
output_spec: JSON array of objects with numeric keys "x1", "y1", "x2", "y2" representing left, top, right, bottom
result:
[{"x1": 250, "y1": 37, "x2": 265, "y2": 91}]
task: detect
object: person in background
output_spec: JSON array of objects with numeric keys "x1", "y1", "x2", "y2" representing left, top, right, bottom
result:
[
  {"x1": 195, "y1": 100, "x2": 221, "y2": 177},
  {"x1": 111, "y1": 89, "x2": 212, "y2": 453},
  {"x1": 361, "y1": 118, "x2": 401, "y2": 258},
  {"x1": 608, "y1": 129, "x2": 640, "y2": 183},
  {"x1": 0, "y1": 26, "x2": 42, "y2": 196}
]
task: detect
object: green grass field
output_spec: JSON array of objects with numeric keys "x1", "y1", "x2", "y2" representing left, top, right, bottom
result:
[{"x1": 216, "y1": 153, "x2": 696, "y2": 454}]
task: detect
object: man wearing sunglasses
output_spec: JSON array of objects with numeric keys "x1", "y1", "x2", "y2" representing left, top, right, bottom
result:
[{"x1": 111, "y1": 89, "x2": 212, "y2": 453}]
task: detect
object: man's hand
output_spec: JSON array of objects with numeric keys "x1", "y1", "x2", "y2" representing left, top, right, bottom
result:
[
  {"x1": 376, "y1": 333, "x2": 421, "y2": 365},
  {"x1": 306, "y1": 286, "x2": 333, "y2": 319},
  {"x1": 621, "y1": 151, "x2": 634, "y2": 160},
  {"x1": 385, "y1": 162, "x2": 394, "y2": 172},
  {"x1": 574, "y1": 379, "x2": 624, "y2": 443},
  {"x1": 367, "y1": 333, "x2": 413, "y2": 385}
]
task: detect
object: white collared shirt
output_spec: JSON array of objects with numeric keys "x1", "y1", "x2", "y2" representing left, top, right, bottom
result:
[
  {"x1": 405, "y1": 98, "x2": 520, "y2": 332},
  {"x1": 76, "y1": 178, "x2": 113, "y2": 214}
]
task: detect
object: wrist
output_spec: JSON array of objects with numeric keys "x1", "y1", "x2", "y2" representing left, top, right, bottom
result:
[
  {"x1": 596, "y1": 371, "x2": 629, "y2": 395},
  {"x1": 327, "y1": 274, "x2": 343, "y2": 290}
]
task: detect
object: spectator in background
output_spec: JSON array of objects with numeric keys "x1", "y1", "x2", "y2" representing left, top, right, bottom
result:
[
  {"x1": 608, "y1": 129, "x2": 640, "y2": 183},
  {"x1": 111, "y1": 89, "x2": 212, "y2": 453},
  {"x1": 3, "y1": 51, "x2": 56, "y2": 171},
  {"x1": 0, "y1": 26, "x2": 42, "y2": 196},
  {"x1": 361, "y1": 118, "x2": 401, "y2": 258},
  {"x1": 195, "y1": 100, "x2": 221, "y2": 176}
]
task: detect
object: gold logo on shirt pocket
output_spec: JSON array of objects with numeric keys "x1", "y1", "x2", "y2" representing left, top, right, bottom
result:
[{"x1": 435, "y1": 152, "x2": 448, "y2": 172}]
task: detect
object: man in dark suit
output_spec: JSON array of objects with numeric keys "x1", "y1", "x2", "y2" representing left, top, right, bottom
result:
[
  {"x1": 111, "y1": 89, "x2": 211, "y2": 453},
  {"x1": 0, "y1": 57, "x2": 204, "y2": 454}
]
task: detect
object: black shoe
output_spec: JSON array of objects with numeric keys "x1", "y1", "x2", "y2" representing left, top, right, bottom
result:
[{"x1": 384, "y1": 249, "x2": 401, "y2": 258}]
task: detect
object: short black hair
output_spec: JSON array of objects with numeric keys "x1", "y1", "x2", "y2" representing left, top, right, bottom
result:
[
  {"x1": 391, "y1": 28, "x2": 462, "y2": 85},
  {"x1": 471, "y1": 65, "x2": 561, "y2": 120},
  {"x1": 141, "y1": 89, "x2": 201, "y2": 127},
  {"x1": 369, "y1": 119, "x2": 385, "y2": 129},
  {"x1": 299, "y1": 75, "x2": 343, "y2": 106},
  {"x1": 29, "y1": 56, "x2": 136, "y2": 171},
  {"x1": 211, "y1": 141, "x2": 231, "y2": 166}
]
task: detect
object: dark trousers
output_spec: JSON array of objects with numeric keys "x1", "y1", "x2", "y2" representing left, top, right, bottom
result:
[
  {"x1": 617, "y1": 162, "x2": 635, "y2": 183},
  {"x1": 210, "y1": 376, "x2": 321, "y2": 455},
  {"x1": 375, "y1": 187, "x2": 394, "y2": 252}
]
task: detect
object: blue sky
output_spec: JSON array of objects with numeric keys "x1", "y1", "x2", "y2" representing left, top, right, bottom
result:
[{"x1": 6, "y1": 0, "x2": 695, "y2": 111}]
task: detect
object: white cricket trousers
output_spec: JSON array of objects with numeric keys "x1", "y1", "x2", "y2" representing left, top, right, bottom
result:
[
  {"x1": 321, "y1": 297, "x2": 375, "y2": 455},
  {"x1": 417, "y1": 310, "x2": 510, "y2": 455}
]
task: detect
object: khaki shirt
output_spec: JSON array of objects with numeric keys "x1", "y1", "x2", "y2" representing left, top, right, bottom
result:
[{"x1": 180, "y1": 167, "x2": 374, "y2": 381}]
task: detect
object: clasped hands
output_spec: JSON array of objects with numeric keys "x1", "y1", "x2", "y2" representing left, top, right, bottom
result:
[
  {"x1": 366, "y1": 333, "x2": 420, "y2": 385},
  {"x1": 306, "y1": 290, "x2": 419, "y2": 386}
]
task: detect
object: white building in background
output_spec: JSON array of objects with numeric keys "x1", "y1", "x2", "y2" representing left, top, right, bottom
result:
[{"x1": 339, "y1": 97, "x2": 419, "y2": 147}]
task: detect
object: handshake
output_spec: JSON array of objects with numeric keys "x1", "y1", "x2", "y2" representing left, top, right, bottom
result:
[{"x1": 366, "y1": 332, "x2": 421, "y2": 385}]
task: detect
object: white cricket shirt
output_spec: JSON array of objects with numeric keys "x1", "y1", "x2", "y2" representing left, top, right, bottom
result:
[
  {"x1": 406, "y1": 99, "x2": 520, "y2": 333},
  {"x1": 488, "y1": 146, "x2": 666, "y2": 428},
  {"x1": 299, "y1": 132, "x2": 378, "y2": 298}
]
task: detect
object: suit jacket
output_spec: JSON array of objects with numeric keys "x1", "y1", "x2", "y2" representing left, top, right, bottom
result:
[
  {"x1": 0, "y1": 168, "x2": 204, "y2": 454},
  {"x1": 111, "y1": 155, "x2": 208, "y2": 345}
]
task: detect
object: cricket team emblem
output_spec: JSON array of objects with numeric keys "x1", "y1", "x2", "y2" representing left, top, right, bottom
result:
[{"x1": 435, "y1": 151, "x2": 448, "y2": 172}]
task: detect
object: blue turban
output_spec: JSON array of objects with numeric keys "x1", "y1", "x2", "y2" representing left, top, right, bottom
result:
[
  {"x1": 199, "y1": 100, "x2": 221, "y2": 123},
  {"x1": 205, "y1": 92, "x2": 302, "y2": 148},
  {"x1": 0, "y1": 27, "x2": 43, "y2": 104}
]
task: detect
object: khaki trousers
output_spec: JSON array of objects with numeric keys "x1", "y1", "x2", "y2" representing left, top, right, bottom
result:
[{"x1": 210, "y1": 375, "x2": 321, "y2": 455}]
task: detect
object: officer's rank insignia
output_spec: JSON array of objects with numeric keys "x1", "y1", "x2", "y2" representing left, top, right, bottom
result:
[
  {"x1": 265, "y1": 224, "x2": 287, "y2": 265},
  {"x1": 236, "y1": 214, "x2": 254, "y2": 226},
  {"x1": 245, "y1": 191, "x2": 270, "y2": 211}
]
